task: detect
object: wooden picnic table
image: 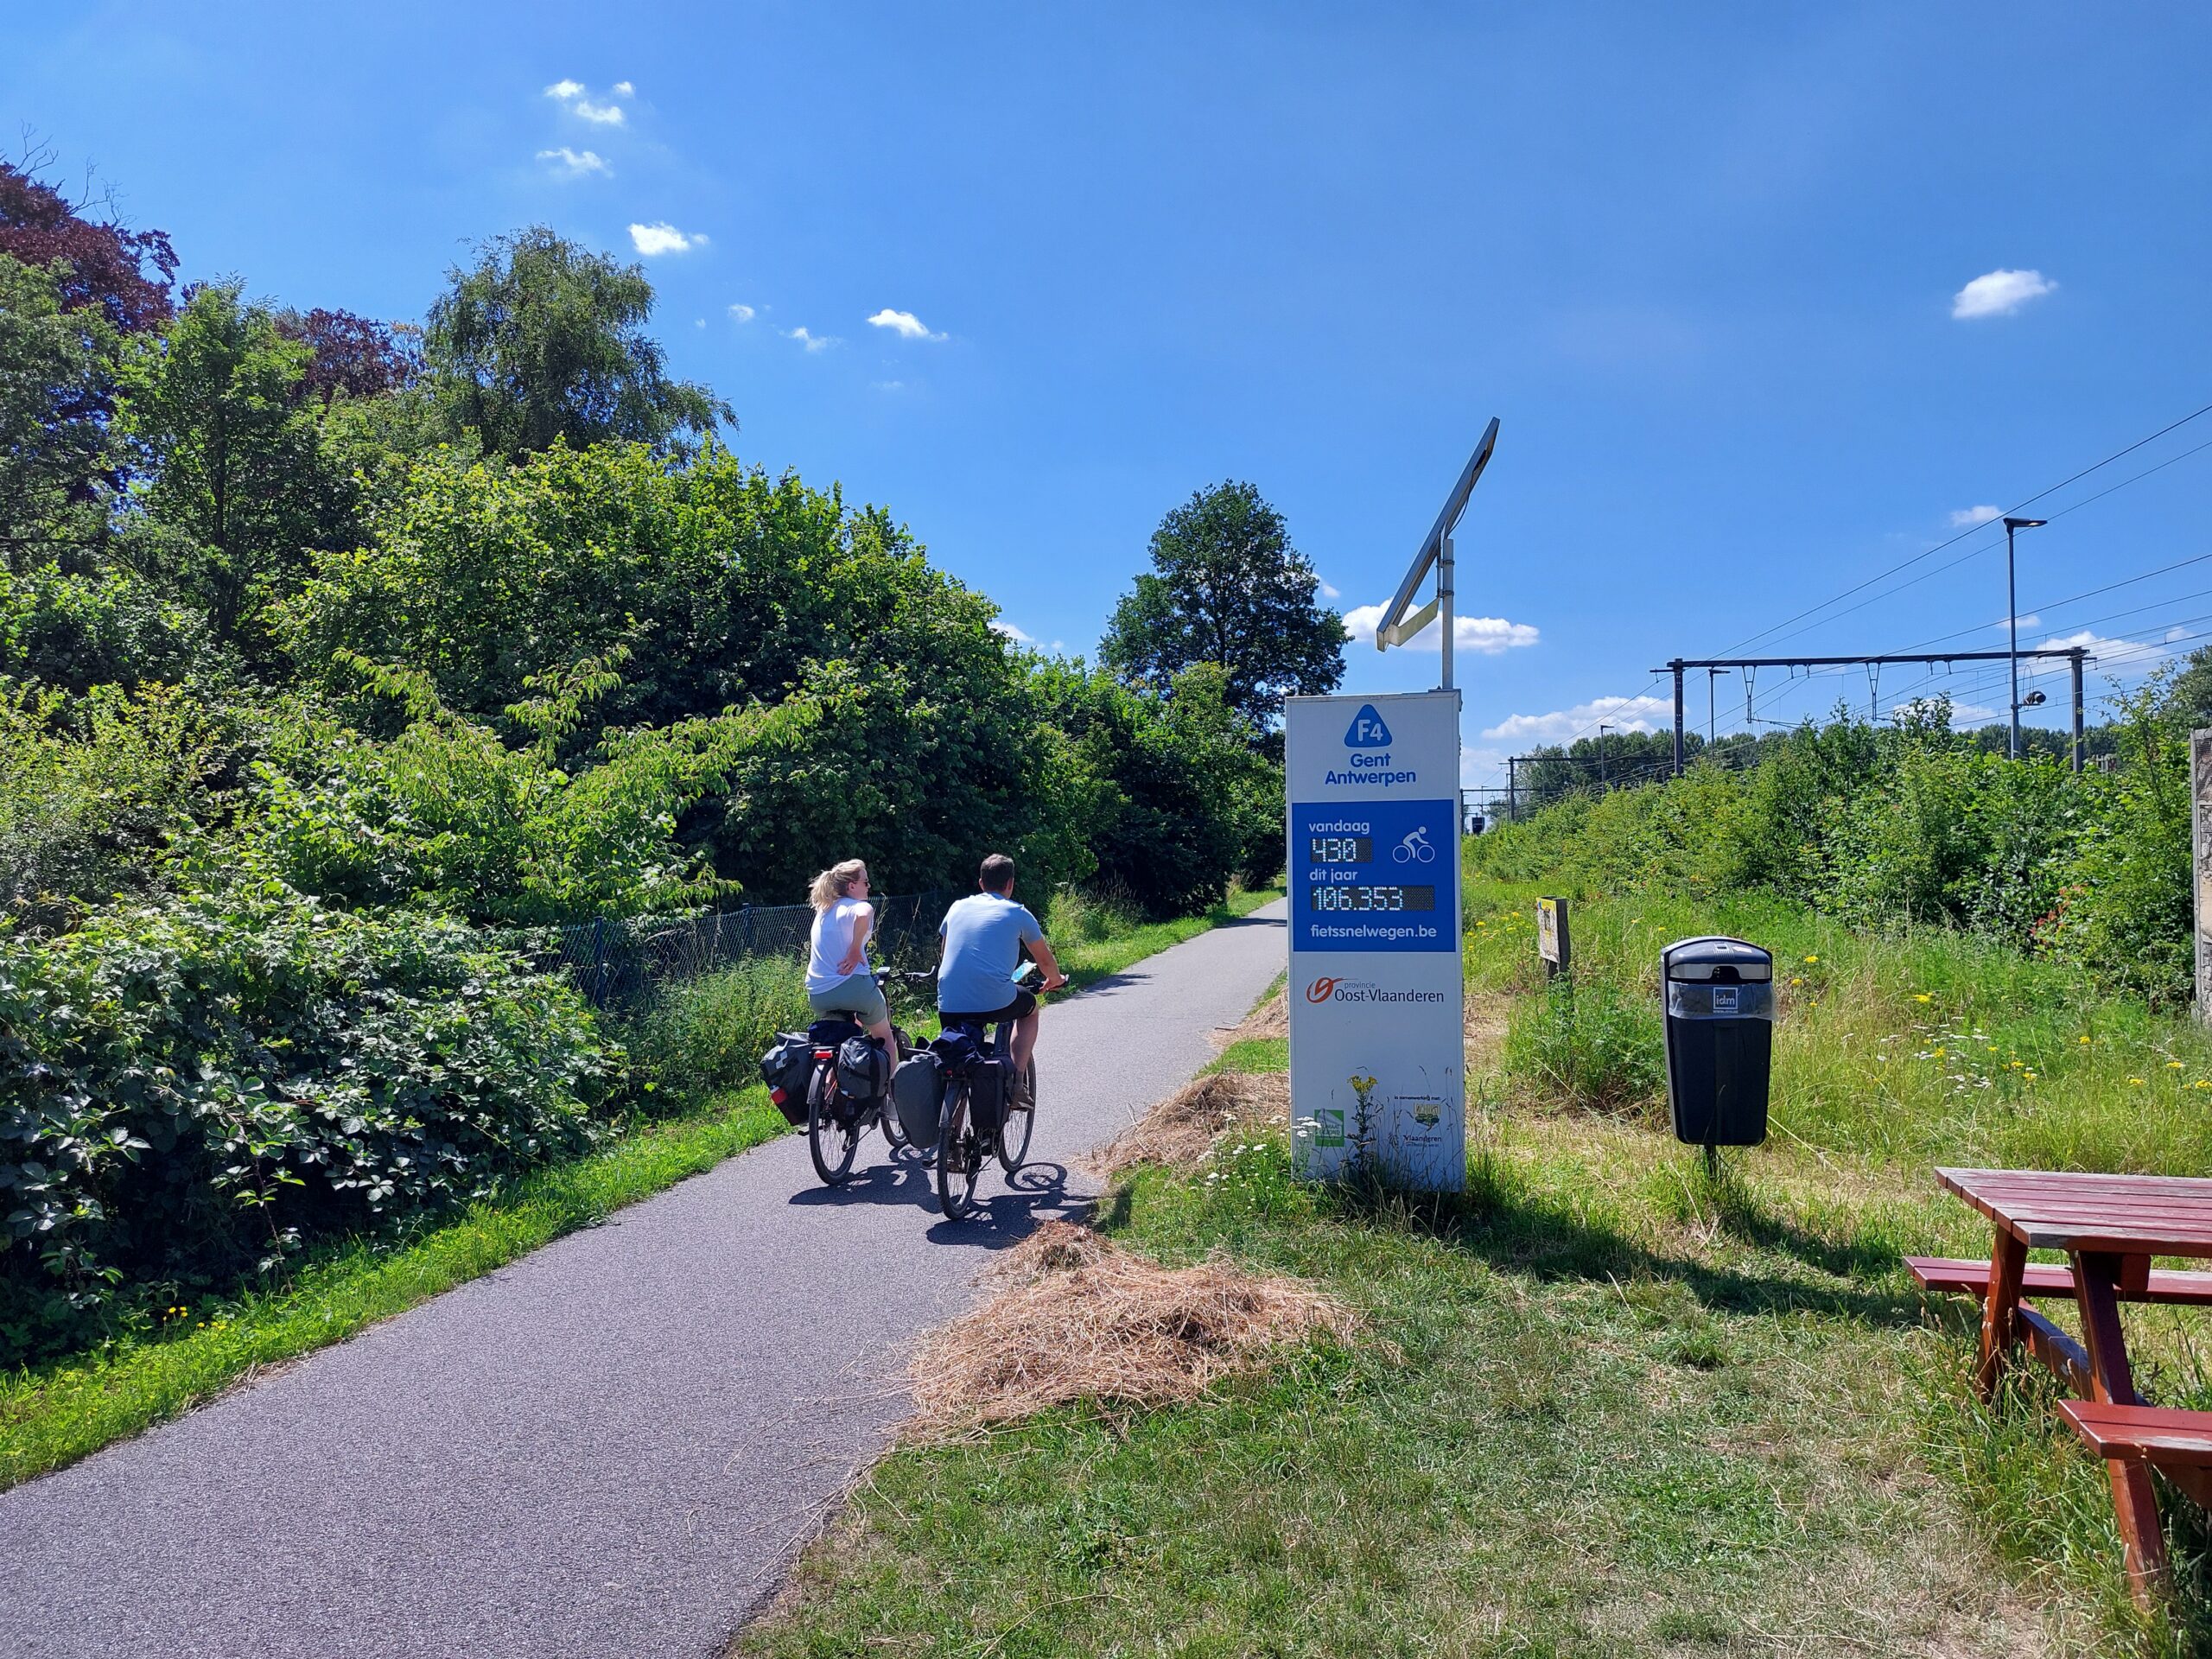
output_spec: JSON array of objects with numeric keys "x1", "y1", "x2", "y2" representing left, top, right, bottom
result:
[{"x1": 1937, "y1": 1166, "x2": 2212, "y2": 1600}]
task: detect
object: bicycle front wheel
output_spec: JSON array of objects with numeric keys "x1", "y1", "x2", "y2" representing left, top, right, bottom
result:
[
  {"x1": 935, "y1": 1083, "x2": 982, "y2": 1220},
  {"x1": 996, "y1": 1059, "x2": 1035, "y2": 1173},
  {"x1": 807, "y1": 1071, "x2": 860, "y2": 1186},
  {"x1": 879, "y1": 1030, "x2": 913, "y2": 1153}
]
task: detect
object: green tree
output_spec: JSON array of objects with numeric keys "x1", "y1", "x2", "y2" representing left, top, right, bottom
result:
[
  {"x1": 423, "y1": 228, "x2": 729, "y2": 461},
  {"x1": 113, "y1": 283, "x2": 352, "y2": 662},
  {"x1": 1033, "y1": 660, "x2": 1262, "y2": 918},
  {"x1": 279, "y1": 442, "x2": 1092, "y2": 901},
  {"x1": 1100, "y1": 480, "x2": 1346, "y2": 728},
  {"x1": 0, "y1": 253, "x2": 124, "y2": 569}
]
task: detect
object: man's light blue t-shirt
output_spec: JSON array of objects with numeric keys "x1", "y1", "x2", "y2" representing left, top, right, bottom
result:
[{"x1": 937, "y1": 891, "x2": 1044, "y2": 1014}]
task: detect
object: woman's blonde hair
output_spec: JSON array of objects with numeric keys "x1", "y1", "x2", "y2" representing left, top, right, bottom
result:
[{"x1": 809, "y1": 859, "x2": 869, "y2": 912}]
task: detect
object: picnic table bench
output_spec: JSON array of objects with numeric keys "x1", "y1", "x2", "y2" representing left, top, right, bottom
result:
[{"x1": 1917, "y1": 1166, "x2": 2212, "y2": 1606}]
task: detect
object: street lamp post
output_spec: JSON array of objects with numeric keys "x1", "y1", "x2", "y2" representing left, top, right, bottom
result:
[
  {"x1": 1598, "y1": 723, "x2": 1613, "y2": 786},
  {"x1": 2004, "y1": 516, "x2": 2047, "y2": 760}
]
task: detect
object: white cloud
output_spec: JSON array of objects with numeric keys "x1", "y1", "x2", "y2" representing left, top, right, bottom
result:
[
  {"x1": 613, "y1": 80, "x2": 635, "y2": 95},
  {"x1": 1479, "y1": 696, "x2": 1672, "y2": 745},
  {"x1": 1342, "y1": 604, "x2": 1539, "y2": 655},
  {"x1": 727, "y1": 302, "x2": 756, "y2": 323},
  {"x1": 786, "y1": 327, "x2": 838, "y2": 353},
  {"x1": 545, "y1": 79, "x2": 624, "y2": 124},
  {"x1": 867, "y1": 308, "x2": 945, "y2": 341},
  {"x1": 1952, "y1": 269, "x2": 2056, "y2": 321},
  {"x1": 1993, "y1": 613, "x2": 2041, "y2": 632},
  {"x1": 1949, "y1": 505, "x2": 2003, "y2": 528},
  {"x1": 629, "y1": 222, "x2": 703, "y2": 256},
  {"x1": 990, "y1": 620, "x2": 1033, "y2": 644},
  {"x1": 536, "y1": 147, "x2": 610, "y2": 179},
  {"x1": 1317, "y1": 575, "x2": 1341, "y2": 599},
  {"x1": 2037, "y1": 628, "x2": 2176, "y2": 671},
  {"x1": 871, "y1": 379, "x2": 906, "y2": 392}
]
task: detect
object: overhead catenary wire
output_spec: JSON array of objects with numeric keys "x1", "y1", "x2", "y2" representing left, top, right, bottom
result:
[
  {"x1": 1713, "y1": 403, "x2": 2212, "y2": 658},
  {"x1": 1478, "y1": 405, "x2": 2212, "y2": 800},
  {"x1": 1750, "y1": 431, "x2": 2212, "y2": 657}
]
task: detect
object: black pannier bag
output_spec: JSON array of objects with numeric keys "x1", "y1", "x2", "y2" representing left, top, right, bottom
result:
[
  {"x1": 760, "y1": 1033, "x2": 814, "y2": 1126},
  {"x1": 809, "y1": 1016, "x2": 863, "y2": 1047},
  {"x1": 892, "y1": 1051, "x2": 945, "y2": 1148},
  {"x1": 836, "y1": 1034, "x2": 891, "y2": 1100},
  {"x1": 966, "y1": 1056, "x2": 1008, "y2": 1138}
]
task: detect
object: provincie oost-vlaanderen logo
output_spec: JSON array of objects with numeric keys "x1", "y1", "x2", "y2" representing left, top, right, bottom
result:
[{"x1": 1304, "y1": 976, "x2": 1448, "y2": 1007}]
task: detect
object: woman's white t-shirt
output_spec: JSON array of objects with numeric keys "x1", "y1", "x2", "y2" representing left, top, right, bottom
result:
[{"x1": 806, "y1": 897, "x2": 874, "y2": 995}]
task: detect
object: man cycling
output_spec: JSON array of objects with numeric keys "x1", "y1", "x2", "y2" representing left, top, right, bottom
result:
[{"x1": 937, "y1": 853, "x2": 1067, "y2": 1102}]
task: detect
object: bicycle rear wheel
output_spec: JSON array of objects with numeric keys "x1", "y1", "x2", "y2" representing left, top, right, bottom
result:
[
  {"x1": 807, "y1": 1070, "x2": 860, "y2": 1186},
  {"x1": 935, "y1": 1082, "x2": 982, "y2": 1220},
  {"x1": 996, "y1": 1058, "x2": 1035, "y2": 1173}
]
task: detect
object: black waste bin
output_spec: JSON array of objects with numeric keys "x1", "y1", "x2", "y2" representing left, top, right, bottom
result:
[{"x1": 1661, "y1": 937, "x2": 1774, "y2": 1149}]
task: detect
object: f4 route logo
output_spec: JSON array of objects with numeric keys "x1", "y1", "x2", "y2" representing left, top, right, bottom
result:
[{"x1": 1342, "y1": 703, "x2": 1393, "y2": 747}]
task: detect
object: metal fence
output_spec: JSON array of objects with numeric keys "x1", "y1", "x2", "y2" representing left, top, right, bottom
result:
[{"x1": 523, "y1": 890, "x2": 953, "y2": 1008}]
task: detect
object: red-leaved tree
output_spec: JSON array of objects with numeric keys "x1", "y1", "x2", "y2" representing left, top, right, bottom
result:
[{"x1": 0, "y1": 152, "x2": 177, "y2": 334}]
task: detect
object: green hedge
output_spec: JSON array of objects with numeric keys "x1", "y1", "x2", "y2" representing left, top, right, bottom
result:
[{"x1": 0, "y1": 880, "x2": 618, "y2": 1363}]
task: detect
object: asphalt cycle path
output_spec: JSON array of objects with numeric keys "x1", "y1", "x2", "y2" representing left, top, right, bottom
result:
[{"x1": 0, "y1": 901, "x2": 1288, "y2": 1659}]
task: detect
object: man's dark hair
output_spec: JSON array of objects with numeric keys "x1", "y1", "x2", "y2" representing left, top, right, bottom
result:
[{"x1": 979, "y1": 854, "x2": 1016, "y2": 893}]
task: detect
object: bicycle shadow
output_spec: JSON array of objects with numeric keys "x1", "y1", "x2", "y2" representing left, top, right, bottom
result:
[{"x1": 785, "y1": 1154, "x2": 1088, "y2": 1249}]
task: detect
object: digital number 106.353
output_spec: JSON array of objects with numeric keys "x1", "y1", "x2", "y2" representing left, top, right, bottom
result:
[{"x1": 1307, "y1": 884, "x2": 1437, "y2": 913}]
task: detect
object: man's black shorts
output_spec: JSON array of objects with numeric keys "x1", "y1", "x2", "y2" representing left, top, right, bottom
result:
[{"x1": 940, "y1": 988, "x2": 1037, "y2": 1026}]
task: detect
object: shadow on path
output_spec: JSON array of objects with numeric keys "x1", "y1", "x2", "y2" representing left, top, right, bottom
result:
[{"x1": 786, "y1": 1157, "x2": 1088, "y2": 1253}]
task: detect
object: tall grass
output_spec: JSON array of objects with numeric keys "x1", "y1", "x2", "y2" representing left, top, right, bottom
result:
[
  {"x1": 1046, "y1": 883, "x2": 1147, "y2": 944},
  {"x1": 1501, "y1": 976, "x2": 1666, "y2": 1114},
  {"x1": 1471, "y1": 876, "x2": 2212, "y2": 1179},
  {"x1": 620, "y1": 956, "x2": 811, "y2": 1102}
]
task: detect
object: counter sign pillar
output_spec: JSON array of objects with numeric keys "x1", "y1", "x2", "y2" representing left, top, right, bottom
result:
[{"x1": 1285, "y1": 691, "x2": 1465, "y2": 1191}]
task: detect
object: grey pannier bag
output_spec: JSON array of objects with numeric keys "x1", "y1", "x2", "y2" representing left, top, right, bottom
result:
[{"x1": 892, "y1": 1051, "x2": 945, "y2": 1148}]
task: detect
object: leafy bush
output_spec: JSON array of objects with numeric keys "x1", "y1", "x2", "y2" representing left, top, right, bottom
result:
[
  {"x1": 1502, "y1": 978, "x2": 1666, "y2": 1113},
  {"x1": 0, "y1": 880, "x2": 618, "y2": 1363},
  {"x1": 1473, "y1": 690, "x2": 2200, "y2": 1007},
  {"x1": 239, "y1": 664, "x2": 820, "y2": 925},
  {"x1": 621, "y1": 957, "x2": 810, "y2": 1103},
  {"x1": 0, "y1": 680, "x2": 228, "y2": 930}
]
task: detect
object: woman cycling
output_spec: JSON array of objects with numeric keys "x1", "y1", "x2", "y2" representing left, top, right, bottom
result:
[{"x1": 804, "y1": 859, "x2": 895, "y2": 1058}]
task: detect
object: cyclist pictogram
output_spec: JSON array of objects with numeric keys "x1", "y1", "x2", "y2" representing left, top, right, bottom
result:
[{"x1": 1392, "y1": 826, "x2": 1436, "y2": 864}]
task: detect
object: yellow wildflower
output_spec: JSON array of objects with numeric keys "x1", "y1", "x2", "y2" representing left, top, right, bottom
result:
[{"x1": 1914, "y1": 994, "x2": 1932, "y2": 1003}]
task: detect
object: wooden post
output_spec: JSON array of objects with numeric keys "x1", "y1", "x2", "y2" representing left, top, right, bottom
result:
[
  {"x1": 1536, "y1": 897, "x2": 1570, "y2": 982},
  {"x1": 2196, "y1": 731, "x2": 2212, "y2": 1023}
]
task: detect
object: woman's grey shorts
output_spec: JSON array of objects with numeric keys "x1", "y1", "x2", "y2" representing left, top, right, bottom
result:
[{"x1": 808, "y1": 976, "x2": 887, "y2": 1026}]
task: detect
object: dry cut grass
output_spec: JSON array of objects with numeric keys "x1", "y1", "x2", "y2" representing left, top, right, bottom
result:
[
  {"x1": 905, "y1": 1221, "x2": 1360, "y2": 1437},
  {"x1": 1094, "y1": 1071, "x2": 1287, "y2": 1174}
]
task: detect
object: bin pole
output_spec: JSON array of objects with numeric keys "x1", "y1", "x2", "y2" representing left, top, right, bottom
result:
[{"x1": 2070, "y1": 649, "x2": 2086, "y2": 774}]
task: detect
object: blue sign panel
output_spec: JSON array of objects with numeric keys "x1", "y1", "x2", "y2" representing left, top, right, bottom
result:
[{"x1": 1289, "y1": 798, "x2": 1458, "y2": 952}]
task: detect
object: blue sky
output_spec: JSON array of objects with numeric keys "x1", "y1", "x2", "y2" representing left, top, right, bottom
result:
[{"x1": 10, "y1": 3, "x2": 2209, "y2": 795}]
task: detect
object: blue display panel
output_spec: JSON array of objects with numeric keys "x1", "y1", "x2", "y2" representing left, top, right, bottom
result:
[{"x1": 1289, "y1": 798, "x2": 1458, "y2": 952}]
